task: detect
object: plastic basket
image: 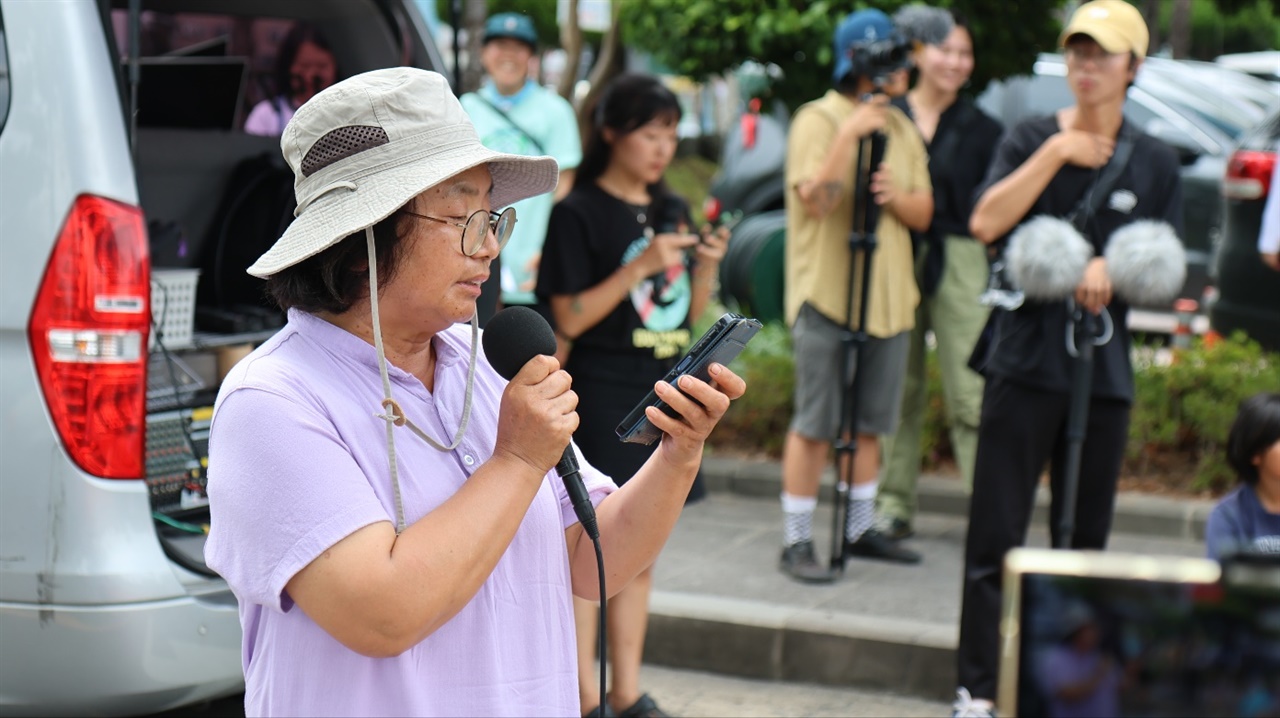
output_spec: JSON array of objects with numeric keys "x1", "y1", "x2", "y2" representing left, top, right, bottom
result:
[{"x1": 150, "y1": 269, "x2": 200, "y2": 351}]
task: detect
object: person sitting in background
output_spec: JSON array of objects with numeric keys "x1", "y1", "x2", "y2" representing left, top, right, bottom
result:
[
  {"x1": 1206, "y1": 392, "x2": 1280, "y2": 560},
  {"x1": 243, "y1": 22, "x2": 336, "y2": 137}
]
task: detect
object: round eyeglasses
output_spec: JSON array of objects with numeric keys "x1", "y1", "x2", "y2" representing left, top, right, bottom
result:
[{"x1": 403, "y1": 207, "x2": 517, "y2": 256}]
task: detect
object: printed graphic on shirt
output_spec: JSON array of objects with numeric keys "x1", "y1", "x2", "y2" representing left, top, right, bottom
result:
[
  {"x1": 1250, "y1": 535, "x2": 1280, "y2": 553},
  {"x1": 621, "y1": 233, "x2": 692, "y2": 359},
  {"x1": 1108, "y1": 189, "x2": 1138, "y2": 214}
]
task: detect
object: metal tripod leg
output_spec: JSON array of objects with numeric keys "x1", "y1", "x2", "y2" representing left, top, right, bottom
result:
[{"x1": 825, "y1": 131, "x2": 884, "y2": 576}]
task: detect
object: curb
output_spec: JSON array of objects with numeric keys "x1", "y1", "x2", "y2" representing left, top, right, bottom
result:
[
  {"x1": 644, "y1": 592, "x2": 958, "y2": 702},
  {"x1": 699, "y1": 456, "x2": 1215, "y2": 541}
]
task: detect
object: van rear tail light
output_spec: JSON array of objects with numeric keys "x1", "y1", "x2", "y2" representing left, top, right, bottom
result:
[
  {"x1": 28, "y1": 195, "x2": 150, "y2": 479},
  {"x1": 1222, "y1": 149, "x2": 1276, "y2": 201},
  {"x1": 703, "y1": 196, "x2": 723, "y2": 224}
]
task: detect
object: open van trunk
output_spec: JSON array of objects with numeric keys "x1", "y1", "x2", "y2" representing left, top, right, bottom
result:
[{"x1": 110, "y1": 0, "x2": 445, "y2": 575}]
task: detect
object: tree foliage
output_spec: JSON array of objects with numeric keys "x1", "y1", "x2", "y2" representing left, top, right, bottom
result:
[
  {"x1": 620, "y1": 0, "x2": 1071, "y2": 112},
  {"x1": 434, "y1": 0, "x2": 563, "y2": 48},
  {"x1": 1155, "y1": 0, "x2": 1280, "y2": 60}
]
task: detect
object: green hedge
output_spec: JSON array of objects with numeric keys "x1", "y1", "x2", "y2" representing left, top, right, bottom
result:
[
  {"x1": 1128, "y1": 331, "x2": 1280, "y2": 494},
  {"x1": 705, "y1": 317, "x2": 1280, "y2": 497}
]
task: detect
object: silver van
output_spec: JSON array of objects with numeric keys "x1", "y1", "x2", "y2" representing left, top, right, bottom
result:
[{"x1": 0, "y1": 1, "x2": 443, "y2": 714}]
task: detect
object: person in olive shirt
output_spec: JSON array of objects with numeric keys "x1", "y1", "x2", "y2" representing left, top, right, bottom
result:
[
  {"x1": 777, "y1": 9, "x2": 933, "y2": 584},
  {"x1": 878, "y1": 10, "x2": 1003, "y2": 542},
  {"x1": 953, "y1": 3, "x2": 1184, "y2": 715}
]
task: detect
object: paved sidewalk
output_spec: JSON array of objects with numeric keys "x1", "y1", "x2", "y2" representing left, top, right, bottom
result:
[{"x1": 639, "y1": 457, "x2": 1213, "y2": 702}]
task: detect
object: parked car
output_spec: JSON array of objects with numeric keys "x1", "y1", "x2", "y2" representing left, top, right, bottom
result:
[
  {"x1": 1172, "y1": 59, "x2": 1280, "y2": 115},
  {"x1": 1215, "y1": 50, "x2": 1280, "y2": 87},
  {"x1": 0, "y1": 1, "x2": 443, "y2": 715},
  {"x1": 706, "y1": 54, "x2": 1254, "y2": 324},
  {"x1": 1210, "y1": 106, "x2": 1280, "y2": 351}
]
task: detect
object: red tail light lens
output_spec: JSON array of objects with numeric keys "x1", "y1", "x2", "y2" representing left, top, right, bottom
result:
[
  {"x1": 703, "y1": 196, "x2": 722, "y2": 224},
  {"x1": 28, "y1": 195, "x2": 150, "y2": 478},
  {"x1": 1222, "y1": 149, "x2": 1276, "y2": 201}
]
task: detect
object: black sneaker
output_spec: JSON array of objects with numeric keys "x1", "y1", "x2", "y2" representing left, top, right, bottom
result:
[
  {"x1": 616, "y1": 693, "x2": 669, "y2": 718},
  {"x1": 846, "y1": 528, "x2": 922, "y2": 564},
  {"x1": 779, "y1": 540, "x2": 837, "y2": 583},
  {"x1": 881, "y1": 516, "x2": 915, "y2": 541}
]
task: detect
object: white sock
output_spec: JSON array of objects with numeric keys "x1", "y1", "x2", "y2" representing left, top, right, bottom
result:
[
  {"x1": 846, "y1": 481, "x2": 878, "y2": 543},
  {"x1": 781, "y1": 492, "x2": 818, "y2": 547}
]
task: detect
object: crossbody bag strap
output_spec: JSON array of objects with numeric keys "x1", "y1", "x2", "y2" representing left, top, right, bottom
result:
[
  {"x1": 1070, "y1": 122, "x2": 1136, "y2": 232},
  {"x1": 470, "y1": 93, "x2": 546, "y2": 155}
]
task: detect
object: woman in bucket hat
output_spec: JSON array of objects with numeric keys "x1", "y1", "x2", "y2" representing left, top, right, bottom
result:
[{"x1": 203, "y1": 67, "x2": 746, "y2": 717}]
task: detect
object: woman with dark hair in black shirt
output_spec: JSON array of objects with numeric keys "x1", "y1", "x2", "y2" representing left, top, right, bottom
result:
[
  {"x1": 536, "y1": 73, "x2": 729, "y2": 718},
  {"x1": 878, "y1": 9, "x2": 1003, "y2": 542}
]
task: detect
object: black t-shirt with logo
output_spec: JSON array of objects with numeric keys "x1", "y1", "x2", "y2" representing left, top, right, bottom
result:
[
  {"x1": 536, "y1": 182, "x2": 695, "y2": 387},
  {"x1": 976, "y1": 114, "x2": 1184, "y2": 402}
]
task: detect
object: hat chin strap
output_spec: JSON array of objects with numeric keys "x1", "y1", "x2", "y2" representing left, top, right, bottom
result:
[{"x1": 365, "y1": 226, "x2": 479, "y2": 533}]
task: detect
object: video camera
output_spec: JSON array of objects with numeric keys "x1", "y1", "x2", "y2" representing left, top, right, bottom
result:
[
  {"x1": 837, "y1": 5, "x2": 955, "y2": 88},
  {"x1": 844, "y1": 38, "x2": 914, "y2": 86}
]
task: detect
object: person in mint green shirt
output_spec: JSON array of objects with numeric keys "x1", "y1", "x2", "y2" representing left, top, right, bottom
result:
[{"x1": 461, "y1": 12, "x2": 581, "y2": 319}]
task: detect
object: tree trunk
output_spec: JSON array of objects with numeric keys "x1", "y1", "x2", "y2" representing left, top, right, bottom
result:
[
  {"x1": 1169, "y1": 0, "x2": 1191, "y2": 59},
  {"x1": 556, "y1": 0, "x2": 582, "y2": 102},
  {"x1": 461, "y1": 0, "x2": 487, "y2": 93},
  {"x1": 1141, "y1": 0, "x2": 1162, "y2": 55},
  {"x1": 575, "y1": 0, "x2": 626, "y2": 147}
]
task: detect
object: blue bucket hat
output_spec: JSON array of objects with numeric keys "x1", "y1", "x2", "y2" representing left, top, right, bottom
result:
[
  {"x1": 483, "y1": 12, "x2": 538, "y2": 49},
  {"x1": 832, "y1": 9, "x2": 896, "y2": 83}
]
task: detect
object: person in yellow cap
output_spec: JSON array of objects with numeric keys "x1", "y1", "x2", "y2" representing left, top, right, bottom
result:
[{"x1": 951, "y1": 2, "x2": 1185, "y2": 716}]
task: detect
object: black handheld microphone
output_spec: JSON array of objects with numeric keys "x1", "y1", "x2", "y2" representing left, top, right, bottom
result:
[{"x1": 483, "y1": 306, "x2": 600, "y2": 540}]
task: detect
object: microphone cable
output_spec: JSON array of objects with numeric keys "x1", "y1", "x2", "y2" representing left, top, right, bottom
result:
[{"x1": 591, "y1": 533, "x2": 608, "y2": 718}]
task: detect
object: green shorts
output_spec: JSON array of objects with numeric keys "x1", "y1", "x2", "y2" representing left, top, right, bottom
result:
[{"x1": 789, "y1": 303, "x2": 910, "y2": 439}]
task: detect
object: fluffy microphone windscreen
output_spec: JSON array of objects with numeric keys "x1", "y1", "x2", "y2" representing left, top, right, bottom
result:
[
  {"x1": 482, "y1": 306, "x2": 557, "y2": 381},
  {"x1": 1104, "y1": 220, "x2": 1187, "y2": 307},
  {"x1": 893, "y1": 5, "x2": 954, "y2": 47},
  {"x1": 1006, "y1": 215, "x2": 1095, "y2": 301}
]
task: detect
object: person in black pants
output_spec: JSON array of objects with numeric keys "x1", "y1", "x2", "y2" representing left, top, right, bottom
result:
[
  {"x1": 536, "y1": 74, "x2": 729, "y2": 718},
  {"x1": 951, "y1": 2, "x2": 1184, "y2": 716}
]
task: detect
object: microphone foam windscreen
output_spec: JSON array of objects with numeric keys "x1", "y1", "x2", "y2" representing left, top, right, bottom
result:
[
  {"x1": 1104, "y1": 220, "x2": 1186, "y2": 307},
  {"x1": 893, "y1": 5, "x2": 954, "y2": 47},
  {"x1": 482, "y1": 306, "x2": 557, "y2": 381},
  {"x1": 1005, "y1": 215, "x2": 1094, "y2": 301}
]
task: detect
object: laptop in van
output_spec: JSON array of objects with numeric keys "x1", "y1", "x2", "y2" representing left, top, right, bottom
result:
[
  {"x1": 997, "y1": 547, "x2": 1280, "y2": 717},
  {"x1": 130, "y1": 55, "x2": 247, "y2": 130}
]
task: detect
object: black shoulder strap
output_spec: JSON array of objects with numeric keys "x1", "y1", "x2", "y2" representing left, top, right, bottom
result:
[
  {"x1": 1070, "y1": 122, "x2": 1136, "y2": 232},
  {"x1": 470, "y1": 92, "x2": 546, "y2": 155}
]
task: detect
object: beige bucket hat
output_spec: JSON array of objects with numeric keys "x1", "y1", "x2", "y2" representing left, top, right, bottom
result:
[{"x1": 247, "y1": 67, "x2": 559, "y2": 278}]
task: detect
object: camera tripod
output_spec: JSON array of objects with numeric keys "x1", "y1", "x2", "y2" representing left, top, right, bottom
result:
[{"x1": 826, "y1": 124, "x2": 888, "y2": 575}]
